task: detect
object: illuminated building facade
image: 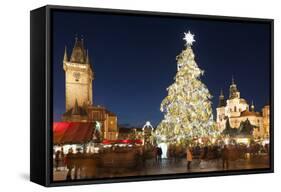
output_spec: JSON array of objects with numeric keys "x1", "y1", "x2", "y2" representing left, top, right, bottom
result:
[
  {"x1": 61, "y1": 37, "x2": 118, "y2": 140},
  {"x1": 216, "y1": 77, "x2": 270, "y2": 138}
]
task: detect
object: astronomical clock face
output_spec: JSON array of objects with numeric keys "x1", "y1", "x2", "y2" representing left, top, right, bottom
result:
[{"x1": 73, "y1": 72, "x2": 81, "y2": 81}]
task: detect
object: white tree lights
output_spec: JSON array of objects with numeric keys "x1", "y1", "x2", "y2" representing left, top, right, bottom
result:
[{"x1": 156, "y1": 31, "x2": 217, "y2": 143}]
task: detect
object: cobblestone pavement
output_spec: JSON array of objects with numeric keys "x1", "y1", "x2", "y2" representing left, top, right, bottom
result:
[{"x1": 53, "y1": 155, "x2": 269, "y2": 181}]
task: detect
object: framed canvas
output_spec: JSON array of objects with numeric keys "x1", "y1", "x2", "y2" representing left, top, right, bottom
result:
[{"x1": 30, "y1": 5, "x2": 274, "y2": 187}]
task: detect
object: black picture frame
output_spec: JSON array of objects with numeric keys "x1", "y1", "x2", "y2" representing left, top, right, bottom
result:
[{"x1": 30, "y1": 5, "x2": 274, "y2": 187}]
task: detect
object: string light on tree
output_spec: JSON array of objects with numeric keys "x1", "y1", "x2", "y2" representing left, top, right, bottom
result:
[{"x1": 156, "y1": 31, "x2": 217, "y2": 143}]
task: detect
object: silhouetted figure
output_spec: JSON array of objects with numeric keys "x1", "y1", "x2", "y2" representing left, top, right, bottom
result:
[
  {"x1": 55, "y1": 150, "x2": 61, "y2": 171},
  {"x1": 213, "y1": 145, "x2": 220, "y2": 159},
  {"x1": 74, "y1": 148, "x2": 83, "y2": 179},
  {"x1": 202, "y1": 146, "x2": 209, "y2": 160},
  {"x1": 186, "y1": 147, "x2": 193, "y2": 170},
  {"x1": 199, "y1": 145, "x2": 208, "y2": 169},
  {"x1": 222, "y1": 145, "x2": 229, "y2": 169},
  {"x1": 154, "y1": 146, "x2": 158, "y2": 164},
  {"x1": 157, "y1": 147, "x2": 163, "y2": 163},
  {"x1": 195, "y1": 145, "x2": 201, "y2": 158},
  {"x1": 60, "y1": 147, "x2": 65, "y2": 169},
  {"x1": 65, "y1": 148, "x2": 74, "y2": 180}
]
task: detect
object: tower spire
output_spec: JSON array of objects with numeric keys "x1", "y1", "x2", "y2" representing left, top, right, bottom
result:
[
  {"x1": 86, "y1": 49, "x2": 90, "y2": 64},
  {"x1": 229, "y1": 75, "x2": 239, "y2": 99},
  {"x1": 70, "y1": 36, "x2": 87, "y2": 63},
  {"x1": 218, "y1": 89, "x2": 226, "y2": 107},
  {"x1": 251, "y1": 100, "x2": 255, "y2": 112},
  {"x1": 220, "y1": 89, "x2": 224, "y2": 97},
  {"x1": 63, "y1": 46, "x2": 68, "y2": 62},
  {"x1": 72, "y1": 98, "x2": 80, "y2": 115}
]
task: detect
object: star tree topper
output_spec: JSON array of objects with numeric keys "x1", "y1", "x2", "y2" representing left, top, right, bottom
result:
[{"x1": 183, "y1": 31, "x2": 195, "y2": 46}]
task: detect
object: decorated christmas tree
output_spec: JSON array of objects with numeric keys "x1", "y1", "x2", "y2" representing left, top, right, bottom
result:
[{"x1": 156, "y1": 31, "x2": 217, "y2": 143}]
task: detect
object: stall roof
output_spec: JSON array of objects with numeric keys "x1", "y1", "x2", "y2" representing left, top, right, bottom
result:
[
  {"x1": 102, "y1": 139, "x2": 143, "y2": 145},
  {"x1": 53, "y1": 122, "x2": 94, "y2": 145}
]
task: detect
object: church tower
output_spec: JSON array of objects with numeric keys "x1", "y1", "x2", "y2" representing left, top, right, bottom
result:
[
  {"x1": 218, "y1": 89, "x2": 226, "y2": 107},
  {"x1": 216, "y1": 89, "x2": 227, "y2": 132},
  {"x1": 63, "y1": 37, "x2": 94, "y2": 112},
  {"x1": 229, "y1": 76, "x2": 240, "y2": 99}
]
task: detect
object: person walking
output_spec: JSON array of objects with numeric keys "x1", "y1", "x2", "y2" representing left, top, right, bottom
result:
[
  {"x1": 222, "y1": 145, "x2": 229, "y2": 169},
  {"x1": 186, "y1": 147, "x2": 193, "y2": 170},
  {"x1": 199, "y1": 145, "x2": 209, "y2": 169},
  {"x1": 74, "y1": 148, "x2": 83, "y2": 179},
  {"x1": 153, "y1": 146, "x2": 158, "y2": 165},
  {"x1": 65, "y1": 148, "x2": 74, "y2": 180},
  {"x1": 157, "y1": 147, "x2": 163, "y2": 163},
  {"x1": 60, "y1": 147, "x2": 65, "y2": 170},
  {"x1": 195, "y1": 145, "x2": 201, "y2": 158},
  {"x1": 55, "y1": 150, "x2": 61, "y2": 171}
]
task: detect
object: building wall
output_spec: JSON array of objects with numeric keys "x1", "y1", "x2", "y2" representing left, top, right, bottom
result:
[
  {"x1": 64, "y1": 61, "x2": 93, "y2": 111},
  {"x1": 262, "y1": 105, "x2": 270, "y2": 137},
  {"x1": 225, "y1": 97, "x2": 248, "y2": 118},
  {"x1": 108, "y1": 116, "x2": 117, "y2": 132},
  {"x1": 217, "y1": 95, "x2": 249, "y2": 132},
  {"x1": 229, "y1": 116, "x2": 264, "y2": 138},
  {"x1": 87, "y1": 106, "x2": 118, "y2": 140},
  {"x1": 216, "y1": 90, "x2": 268, "y2": 138},
  {"x1": 106, "y1": 116, "x2": 118, "y2": 140},
  {"x1": 61, "y1": 114, "x2": 88, "y2": 122},
  {"x1": 229, "y1": 116, "x2": 262, "y2": 128},
  {"x1": 103, "y1": 115, "x2": 118, "y2": 140}
]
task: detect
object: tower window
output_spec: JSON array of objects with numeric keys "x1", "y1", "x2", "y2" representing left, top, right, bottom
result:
[{"x1": 234, "y1": 106, "x2": 237, "y2": 112}]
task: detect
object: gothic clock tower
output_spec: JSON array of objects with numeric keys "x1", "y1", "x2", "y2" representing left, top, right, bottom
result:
[{"x1": 63, "y1": 37, "x2": 94, "y2": 112}]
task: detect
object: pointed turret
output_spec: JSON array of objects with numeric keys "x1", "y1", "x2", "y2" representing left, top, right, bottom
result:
[
  {"x1": 70, "y1": 37, "x2": 87, "y2": 64},
  {"x1": 220, "y1": 89, "x2": 223, "y2": 97},
  {"x1": 250, "y1": 100, "x2": 255, "y2": 112},
  {"x1": 86, "y1": 49, "x2": 90, "y2": 64},
  {"x1": 229, "y1": 76, "x2": 239, "y2": 99},
  {"x1": 72, "y1": 99, "x2": 80, "y2": 115},
  {"x1": 232, "y1": 75, "x2": 235, "y2": 85},
  {"x1": 63, "y1": 46, "x2": 68, "y2": 62},
  {"x1": 218, "y1": 89, "x2": 226, "y2": 107}
]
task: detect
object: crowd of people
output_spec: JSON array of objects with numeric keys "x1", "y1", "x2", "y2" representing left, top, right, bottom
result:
[
  {"x1": 54, "y1": 145, "x2": 142, "y2": 180},
  {"x1": 171, "y1": 143, "x2": 269, "y2": 170},
  {"x1": 53, "y1": 142, "x2": 269, "y2": 180},
  {"x1": 143, "y1": 142, "x2": 269, "y2": 170},
  {"x1": 55, "y1": 148, "x2": 86, "y2": 180}
]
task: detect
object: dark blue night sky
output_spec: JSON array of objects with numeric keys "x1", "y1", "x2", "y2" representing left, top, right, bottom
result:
[{"x1": 52, "y1": 10, "x2": 271, "y2": 127}]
